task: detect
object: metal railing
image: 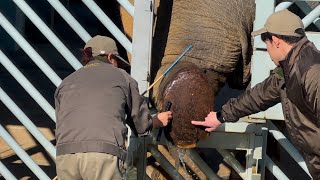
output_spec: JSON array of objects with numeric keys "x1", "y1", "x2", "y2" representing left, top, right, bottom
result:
[
  {"x1": 0, "y1": 0, "x2": 319, "y2": 179},
  {"x1": 0, "y1": 0, "x2": 136, "y2": 179}
]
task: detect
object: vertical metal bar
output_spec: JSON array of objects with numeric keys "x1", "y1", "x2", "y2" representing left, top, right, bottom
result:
[
  {"x1": 47, "y1": 0, "x2": 92, "y2": 42},
  {"x1": 260, "y1": 126, "x2": 268, "y2": 180},
  {"x1": 216, "y1": 149, "x2": 246, "y2": 179},
  {"x1": 12, "y1": 0, "x2": 82, "y2": 70},
  {"x1": 268, "y1": 121, "x2": 311, "y2": 177},
  {"x1": 131, "y1": 0, "x2": 154, "y2": 93},
  {"x1": 148, "y1": 145, "x2": 185, "y2": 180},
  {"x1": 265, "y1": 155, "x2": 289, "y2": 180},
  {"x1": 0, "y1": 86, "x2": 56, "y2": 158},
  {"x1": 0, "y1": 125, "x2": 51, "y2": 180},
  {"x1": 137, "y1": 137, "x2": 148, "y2": 180},
  {"x1": 0, "y1": 51, "x2": 56, "y2": 122},
  {"x1": 253, "y1": 0, "x2": 275, "y2": 49},
  {"x1": 117, "y1": 0, "x2": 134, "y2": 17},
  {"x1": 82, "y1": 0, "x2": 133, "y2": 54},
  {"x1": 186, "y1": 149, "x2": 220, "y2": 180},
  {"x1": 0, "y1": 160, "x2": 18, "y2": 180},
  {"x1": 245, "y1": 133, "x2": 256, "y2": 180},
  {"x1": 0, "y1": 12, "x2": 62, "y2": 87}
]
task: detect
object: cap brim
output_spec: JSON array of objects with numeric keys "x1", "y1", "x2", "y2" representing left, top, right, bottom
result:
[
  {"x1": 114, "y1": 54, "x2": 131, "y2": 66},
  {"x1": 251, "y1": 27, "x2": 267, "y2": 37}
]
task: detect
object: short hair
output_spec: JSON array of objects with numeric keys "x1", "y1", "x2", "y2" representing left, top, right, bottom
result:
[
  {"x1": 81, "y1": 47, "x2": 95, "y2": 65},
  {"x1": 261, "y1": 28, "x2": 306, "y2": 45}
]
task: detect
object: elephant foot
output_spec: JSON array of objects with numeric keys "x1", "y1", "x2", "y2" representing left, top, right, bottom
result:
[{"x1": 157, "y1": 61, "x2": 214, "y2": 148}]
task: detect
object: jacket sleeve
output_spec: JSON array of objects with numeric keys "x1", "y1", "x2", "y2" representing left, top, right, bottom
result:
[
  {"x1": 222, "y1": 73, "x2": 282, "y2": 122},
  {"x1": 304, "y1": 64, "x2": 320, "y2": 121},
  {"x1": 125, "y1": 74, "x2": 153, "y2": 136}
]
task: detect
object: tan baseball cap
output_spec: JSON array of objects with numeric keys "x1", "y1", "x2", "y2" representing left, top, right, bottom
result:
[
  {"x1": 84, "y1": 35, "x2": 130, "y2": 66},
  {"x1": 252, "y1": 9, "x2": 304, "y2": 37}
]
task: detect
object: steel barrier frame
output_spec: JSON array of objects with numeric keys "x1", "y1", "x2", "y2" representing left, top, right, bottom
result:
[
  {"x1": 0, "y1": 0, "x2": 319, "y2": 179},
  {"x1": 0, "y1": 0, "x2": 134, "y2": 179}
]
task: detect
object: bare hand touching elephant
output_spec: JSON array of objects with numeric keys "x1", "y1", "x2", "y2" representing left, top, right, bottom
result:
[
  {"x1": 191, "y1": 112, "x2": 222, "y2": 132},
  {"x1": 153, "y1": 111, "x2": 173, "y2": 128}
]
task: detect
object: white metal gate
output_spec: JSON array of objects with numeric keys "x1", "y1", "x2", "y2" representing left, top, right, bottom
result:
[{"x1": 0, "y1": 0, "x2": 153, "y2": 179}]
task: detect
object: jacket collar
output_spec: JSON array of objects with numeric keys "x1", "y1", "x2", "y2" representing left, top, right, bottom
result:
[
  {"x1": 279, "y1": 37, "x2": 309, "y2": 76},
  {"x1": 87, "y1": 58, "x2": 111, "y2": 65}
]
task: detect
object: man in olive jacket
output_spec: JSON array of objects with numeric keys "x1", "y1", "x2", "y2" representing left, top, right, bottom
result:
[
  {"x1": 192, "y1": 10, "x2": 320, "y2": 179},
  {"x1": 55, "y1": 35, "x2": 172, "y2": 180}
]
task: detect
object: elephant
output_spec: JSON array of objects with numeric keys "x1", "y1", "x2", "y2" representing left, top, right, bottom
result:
[{"x1": 151, "y1": 0, "x2": 256, "y2": 148}]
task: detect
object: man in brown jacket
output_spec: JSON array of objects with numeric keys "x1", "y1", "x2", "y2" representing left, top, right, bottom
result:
[
  {"x1": 192, "y1": 10, "x2": 320, "y2": 179},
  {"x1": 55, "y1": 35, "x2": 172, "y2": 180}
]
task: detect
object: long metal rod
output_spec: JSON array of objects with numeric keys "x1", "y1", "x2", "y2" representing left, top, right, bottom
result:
[
  {"x1": 0, "y1": 160, "x2": 17, "y2": 180},
  {"x1": 47, "y1": 0, "x2": 91, "y2": 42},
  {"x1": 0, "y1": 51, "x2": 56, "y2": 122},
  {"x1": 275, "y1": 2, "x2": 294, "y2": 12},
  {"x1": 0, "y1": 125, "x2": 51, "y2": 180},
  {"x1": 260, "y1": 126, "x2": 268, "y2": 180},
  {"x1": 0, "y1": 12, "x2": 62, "y2": 87},
  {"x1": 268, "y1": 121, "x2": 311, "y2": 177},
  {"x1": 82, "y1": 0, "x2": 133, "y2": 54},
  {"x1": 12, "y1": 0, "x2": 82, "y2": 70},
  {"x1": 0, "y1": 86, "x2": 56, "y2": 158},
  {"x1": 265, "y1": 155, "x2": 289, "y2": 180},
  {"x1": 216, "y1": 149, "x2": 246, "y2": 179},
  {"x1": 296, "y1": 1, "x2": 320, "y2": 30},
  {"x1": 302, "y1": 5, "x2": 320, "y2": 28},
  {"x1": 117, "y1": 0, "x2": 134, "y2": 17},
  {"x1": 148, "y1": 145, "x2": 185, "y2": 180},
  {"x1": 141, "y1": 45, "x2": 192, "y2": 96},
  {"x1": 131, "y1": 0, "x2": 154, "y2": 93},
  {"x1": 186, "y1": 149, "x2": 220, "y2": 180}
]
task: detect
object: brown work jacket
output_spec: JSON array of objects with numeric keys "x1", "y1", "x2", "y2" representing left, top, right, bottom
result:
[
  {"x1": 55, "y1": 60, "x2": 153, "y2": 160},
  {"x1": 221, "y1": 37, "x2": 320, "y2": 179}
]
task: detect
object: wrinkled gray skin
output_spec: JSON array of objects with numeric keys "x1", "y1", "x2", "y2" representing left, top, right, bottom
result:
[{"x1": 152, "y1": 0, "x2": 256, "y2": 106}]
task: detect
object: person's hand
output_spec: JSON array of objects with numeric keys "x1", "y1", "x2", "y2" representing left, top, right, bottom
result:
[
  {"x1": 191, "y1": 112, "x2": 221, "y2": 132},
  {"x1": 157, "y1": 111, "x2": 173, "y2": 127}
]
